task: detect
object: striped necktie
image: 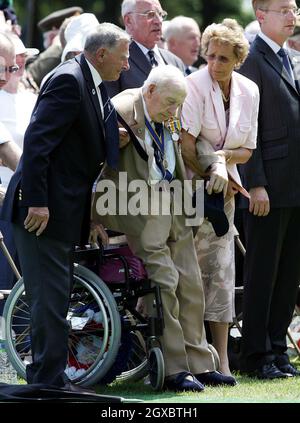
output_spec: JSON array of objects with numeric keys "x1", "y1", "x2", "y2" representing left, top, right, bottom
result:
[
  {"x1": 99, "y1": 82, "x2": 119, "y2": 169},
  {"x1": 278, "y1": 48, "x2": 294, "y2": 82},
  {"x1": 148, "y1": 50, "x2": 158, "y2": 67}
]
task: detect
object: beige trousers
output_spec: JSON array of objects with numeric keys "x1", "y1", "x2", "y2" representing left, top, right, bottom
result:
[{"x1": 126, "y1": 208, "x2": 216, "y2": 377}]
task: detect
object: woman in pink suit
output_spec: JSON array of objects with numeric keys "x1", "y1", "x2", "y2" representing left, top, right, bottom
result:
[{"x1": 181, "y1": 19, "x2": 259, "y2": 378}]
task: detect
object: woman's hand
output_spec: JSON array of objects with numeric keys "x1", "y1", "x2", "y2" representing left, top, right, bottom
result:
[
  {"x1": 206, "y1": 158, "x2": 228, "y2": 195},
  {"x1": 227, "y1": 180, "x2": 239, "y2": 196}
]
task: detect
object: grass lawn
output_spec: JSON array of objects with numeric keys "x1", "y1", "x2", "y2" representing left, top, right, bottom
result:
[
  {"x1": 15, "y1": 360, "x2": 300, "y2": 403},
  {"x1": 96, "y1": 365, "x2": 300, "y2": 403}
]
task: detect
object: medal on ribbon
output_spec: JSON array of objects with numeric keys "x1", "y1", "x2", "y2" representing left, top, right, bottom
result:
[
  {"x1": 166, "y1": 117, "x2": 182, "y2": 142},
  {"x1": 165, "y1": 117, "x2": 182, "y2": 156}
]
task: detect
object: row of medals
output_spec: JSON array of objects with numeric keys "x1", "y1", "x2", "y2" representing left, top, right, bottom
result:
[{"x1": 162, "y1": 118, "x2": 181, "y2": 169}]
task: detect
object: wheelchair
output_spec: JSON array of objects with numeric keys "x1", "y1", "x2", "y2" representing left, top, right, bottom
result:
[{"x1": 1, "y1": 234, "x2": 166, "y2": 390}]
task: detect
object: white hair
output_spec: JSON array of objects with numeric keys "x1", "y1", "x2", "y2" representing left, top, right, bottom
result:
[
  {"x1": 121, "y1": 0, "x2": 137, "y2": 18},
  {"x1": 142, "y1": 64, "x2": 187, "y2": 95},
  {"x1": 164, "y1": 16, "x2": 200, "y2": 41},
  {"x1": 84, "y1": 22, "x2": 130, "y2": 54}
]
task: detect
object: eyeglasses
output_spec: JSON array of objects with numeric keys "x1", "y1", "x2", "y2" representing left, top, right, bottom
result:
[
  {"x1": 129, "y1": 10, "x2": 168, "y2": 21},
  {"x1": 259, "y1": 7, "x2": 300, "y2": 17},
  {"x1": 0, "y1": 65, "x2": 19, "y2": 74}
]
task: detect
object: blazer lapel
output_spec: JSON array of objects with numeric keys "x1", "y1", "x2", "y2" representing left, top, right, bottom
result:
[
  {"x1": 209, "y1": 76, "x2": 227, "y2": 142},
  {"x1": 256, "y1": 37, "x2": 299, "y2": 95},
  {"x1": 131, "y1": 90, "x2": 146, "y2": 139},
  {"x1": 76, "y1": 54, "x2": 105, "y2": 135},
  {"x1": 225, "y1": 73, "x2": 243, "y2": 143},
  {"x1": 129, "y1": 41, "x2": 152, "y2": 77}
]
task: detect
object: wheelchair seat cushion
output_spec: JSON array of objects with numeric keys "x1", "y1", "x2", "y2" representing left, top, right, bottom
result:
[{"x1": 99, "y1": 246, "x2": 148, "y2": 284}]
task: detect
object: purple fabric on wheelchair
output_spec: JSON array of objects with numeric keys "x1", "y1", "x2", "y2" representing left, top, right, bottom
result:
[{"x1": 99, "y1": 245, "x2": 148, "y2": 284}]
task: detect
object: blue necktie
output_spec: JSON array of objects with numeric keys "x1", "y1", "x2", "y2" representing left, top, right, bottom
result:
[
  {"x1": 185, "y1": 67, "x2": 192, "y2": 75},
  {"x1": 99, "y1": 82, "x2": 119, "y2": 169},
  {"x1": 153, "y1": 122, "x2": 173, "y2": 182},
  {"x1": 148, "y1": 50, "x2": 158, "y2": 67},
  {"x1": 278, "y1": 48, "x2": 294, "y2": 82}
]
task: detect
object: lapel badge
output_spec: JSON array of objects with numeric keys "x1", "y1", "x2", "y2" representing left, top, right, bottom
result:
[{"x1": 92, "y1": 88, "x2": 96, "y2": 95}]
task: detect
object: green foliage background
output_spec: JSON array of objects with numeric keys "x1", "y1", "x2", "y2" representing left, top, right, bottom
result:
[
  {"x1": 11, "y1": 0, "x2": 300, "y2": 48},
  {"x1": 13, "y1": 0, "x2": 254, "y2": 45}
]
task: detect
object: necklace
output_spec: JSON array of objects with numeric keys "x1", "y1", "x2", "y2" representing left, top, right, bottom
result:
[{"x1": 221, "y1": 90, "x2": 230, "y2": 103}]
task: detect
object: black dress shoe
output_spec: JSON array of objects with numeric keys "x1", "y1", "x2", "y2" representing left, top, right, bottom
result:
[
  {"x1": 164, "y1": 371, "x2": 205, "y2": 392},
  {"x1": 195, "y1": 371, "x2": 237, "y2": 386},
  {"x1": 246, "y1": 363, "x2": 292, "y2": 380},
  {"x1": 60, "y1": 382, "x2": 96, "y2": 394},
  {"x1": 277, "y1": 363, "x2": 300, "y2": 376}
]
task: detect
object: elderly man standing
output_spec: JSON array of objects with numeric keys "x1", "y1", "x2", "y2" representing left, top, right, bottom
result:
[
  {"x1": 164, "y1": 16, "x2": 201, "y2": 74},
  {"x1": 105, "y1": 0, "x2": 185, "y2": 97},
  {"x1": 95, "y1": 65, "x2": 235, "y2": 391},
  {"x1": 1, "y1": 23, "x2": 130, "y2": 391}
]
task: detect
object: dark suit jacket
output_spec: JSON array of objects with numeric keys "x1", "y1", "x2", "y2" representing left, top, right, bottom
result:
[
  {"x1": 1, "y1": 54, "x2": 106, "y2": 244},
  {"x1": 104, "y1": 40, "x2": 185, "y2": 97},
  {"x1": 238, "y1": 35, "x2": 300, "y2": 208}
]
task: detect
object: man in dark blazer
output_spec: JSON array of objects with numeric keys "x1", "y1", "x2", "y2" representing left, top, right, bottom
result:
[
  {"x1": 0, "y1": 22, "x2": 130, "y2": 390},
  {"x1": 238, "y1": 0, "x2": 300, "y2": 379},
  {"x1": 105, "y1": 0, "x2": 185, "y2": 97}
]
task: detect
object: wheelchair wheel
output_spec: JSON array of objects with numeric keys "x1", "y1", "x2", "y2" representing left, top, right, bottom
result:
[
  {"x1": 3, "y1": 264, "x2": 121, "y2": 387},
  {"x1": 116, "y1": 330, "x2": 148, "y2": 382},
  {"x1": 208, "y1": 343, "x2": 220, "y2": 371},
  {"x1": 148, "y1": 347, "x2": 165, "y2": 391}
]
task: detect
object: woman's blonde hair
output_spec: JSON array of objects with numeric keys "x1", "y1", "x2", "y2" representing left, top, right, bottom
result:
[{"x1": 201, "y1": 18, "x2": 249, "y2": 68}]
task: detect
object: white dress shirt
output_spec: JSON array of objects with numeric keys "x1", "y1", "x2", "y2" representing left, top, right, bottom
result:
[
  {"x1": 141, "y1": 96, "x2": 175, "y2": 183},
  {"x1": 86, "y1": 58, "x2": 105, "y2": 117},
  {"x1": 135, "y1": 41, "x2": 165, "y2": 66}
]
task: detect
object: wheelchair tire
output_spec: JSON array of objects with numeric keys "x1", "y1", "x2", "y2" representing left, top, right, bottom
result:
[
  {"x1": 3, "y1": 264, "x2": 121, "y2": 387},
  {"x1": 116, "y1": 330, "x2": 148, "y2": 382},
  {"x1": 208, "y1": 343, "x2": 220, "y2": 371},
  {"x1": 148, "y1": 347, "x2": 165, "y2": 391}
]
